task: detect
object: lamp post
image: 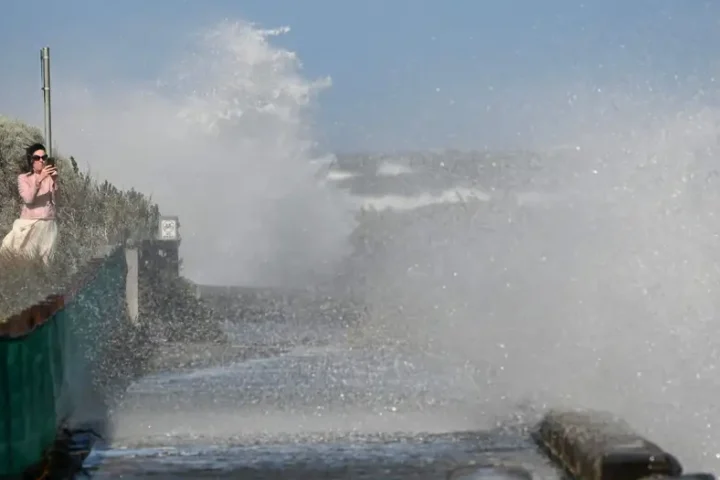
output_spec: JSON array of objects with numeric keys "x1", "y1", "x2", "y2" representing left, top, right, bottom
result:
[{"x1": 40, "y1": 47, "x2": 52, "y2": 155}]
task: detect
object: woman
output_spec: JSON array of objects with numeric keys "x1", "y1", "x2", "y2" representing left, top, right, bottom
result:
[{"x1": 0, "y1": 143, "x2": 58, "y2": 264}]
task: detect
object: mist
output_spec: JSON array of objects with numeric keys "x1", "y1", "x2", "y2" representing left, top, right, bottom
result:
[
  {"x1": 45, "y1": 21, "x2": 355, "y2": 287},
  {"x1": 2, "y1": 11, "x2": 720, "y2": 474},
  {"x1": 351, "y1": 82, "x2": 720, "y2": 472}
]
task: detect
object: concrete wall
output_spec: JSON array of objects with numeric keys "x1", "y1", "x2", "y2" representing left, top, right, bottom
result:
[{"x1": 126, "y1": 248, "x2": 139, "y2": 325}]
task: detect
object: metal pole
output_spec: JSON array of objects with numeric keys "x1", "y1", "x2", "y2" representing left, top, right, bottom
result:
[{"x1": 40, "y1": 46, "x2": 52, "y2": 156}]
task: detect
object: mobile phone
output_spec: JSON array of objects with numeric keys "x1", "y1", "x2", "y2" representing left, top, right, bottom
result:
[{"x1": 46, "y1": 157, "x2": 55, "y2": 167}]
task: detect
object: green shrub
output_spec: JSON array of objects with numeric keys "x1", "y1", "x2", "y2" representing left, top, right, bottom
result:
[
  {"x1": 0, "y1": 116, "x2": 220, "y2": 344},
  {"x1": 0, "y1": 252, "x2": 65, "y2": 320},
  {"x1": 0, "y1": 116, "x2": 159, "y2": 258}
]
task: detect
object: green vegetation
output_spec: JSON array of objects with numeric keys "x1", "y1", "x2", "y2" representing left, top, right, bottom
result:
[
  {"x1": 0, "y1": 115, "x2": 221, "y2": 344},
  {"x1": 0, "y1": 116, "x2": 159, "y2": 318},
  {"x1": 0, "y1": 252, "x2": 64, "y2": 320},
  {"x1": 0, "y1": 117, "x2": 159, "y2": 252}
]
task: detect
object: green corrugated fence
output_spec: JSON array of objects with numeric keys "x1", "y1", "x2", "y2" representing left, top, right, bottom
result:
[{"x1": 0, "y1": 246, "x2": 128, "y2": 477}]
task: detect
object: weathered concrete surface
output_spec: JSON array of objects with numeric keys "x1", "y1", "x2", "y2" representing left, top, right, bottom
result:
[
  {"x1": 145, "y1": 342, "x2": 289, "y2": 373},
  {"x1": 96, "y1": 336, "x2": 563, "y2": 479},
  {"x1": 87, "y1": 433, "x2": 558, "y2": 479}
]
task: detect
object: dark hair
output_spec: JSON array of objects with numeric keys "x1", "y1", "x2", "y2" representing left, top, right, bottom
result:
[{"x1": 24, "y1": 143, "x2": 47, "y2": 173}]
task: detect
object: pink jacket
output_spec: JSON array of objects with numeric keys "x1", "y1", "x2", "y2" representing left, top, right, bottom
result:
[{"x1": 18, "y1": 173, "x2": 57, "y2": 220}]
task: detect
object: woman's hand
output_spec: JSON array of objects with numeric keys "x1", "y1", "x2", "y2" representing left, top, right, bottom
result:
[{"x1": 38, "y1": 165, "x2": 57, "y2": 182}]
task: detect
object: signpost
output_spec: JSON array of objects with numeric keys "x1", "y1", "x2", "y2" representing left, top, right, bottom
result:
[
  {"x1": 141, "y1": 215, "x2": 181, "y2": 276},
  {"x1": 157, "y1": 216, "x2": 180, "y2": 242}
]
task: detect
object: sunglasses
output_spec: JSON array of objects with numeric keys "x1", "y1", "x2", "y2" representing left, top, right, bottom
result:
[{"x1": 32, "y1": 154, "x2": 49, "y2": 161}]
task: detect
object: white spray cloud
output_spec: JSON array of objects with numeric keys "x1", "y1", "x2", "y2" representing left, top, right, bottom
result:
[
  {"x1": 354, "y1": 80, "x2": 720, "y2": 472},
  {"x1": 3, "y1": 13, "x2": 720, "y2": 474},
  {"x1": 47, "y1": 20, "x2": 355, "y2": 286}
]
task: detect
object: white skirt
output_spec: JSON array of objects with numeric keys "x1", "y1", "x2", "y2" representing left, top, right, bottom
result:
[{"x1": 0, "y1": 218, "x2": 58, "y2": 264}]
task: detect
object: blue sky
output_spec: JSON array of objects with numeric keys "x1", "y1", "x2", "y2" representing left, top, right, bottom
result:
[{"x1": 1, "y1": 0, "x2": 719, "y2": 151}]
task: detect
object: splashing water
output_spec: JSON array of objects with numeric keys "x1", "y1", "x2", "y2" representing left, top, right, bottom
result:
[
  {"x1": 351, "y1": 86, "x2": 720, "y2": 472},
  {"x1": 53, "y1": 20, "x2": 354, "y2": 287},
  {"x1": 33, "y1": 16, "x2": 720, "y2": 475}
]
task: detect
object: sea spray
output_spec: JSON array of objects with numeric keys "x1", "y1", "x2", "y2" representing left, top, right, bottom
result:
[{"x1": 52, "y1": 20, "x2": 355, "y2": 287}]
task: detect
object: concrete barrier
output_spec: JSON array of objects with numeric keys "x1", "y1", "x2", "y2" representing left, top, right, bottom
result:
[
  {"x1": 125, "y1": 248, "x2": 139, "y2": 325},
  {"x1": 532, "y1": 409, "x2": 713, "y2": 480}
]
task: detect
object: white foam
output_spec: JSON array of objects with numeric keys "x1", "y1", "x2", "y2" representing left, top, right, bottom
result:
[
  {"x1": 357, "y1": 187, "x2": 490, "y2": 212},
  {"x1": 376, "y1": 162, "x2": 414, "y2": 177},
  {"x1": 325, "y1": 169, "x2": 358, "y2": 182}
]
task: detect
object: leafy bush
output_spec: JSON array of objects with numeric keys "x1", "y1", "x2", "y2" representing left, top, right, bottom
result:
[
  {"x1": 0, "y1": 252, "x2": 65, "y2": 319},
  {"x1": 0, "y1": 116, "x2": 220, "y2": 343},
  {"x1": 0, "y1": 115, "x2": 159, "y2": 256},
  {"x1": 139, "y1": 268, "x2": 225, "y2": 343}
]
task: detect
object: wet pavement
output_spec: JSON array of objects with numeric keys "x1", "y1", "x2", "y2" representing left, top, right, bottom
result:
[
  {"x1": 85, "y1": 339, "x2": 562, "y2": 479},
  {"x1": 85, "y1": 435, "x2": 556, "y2": 479}
]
